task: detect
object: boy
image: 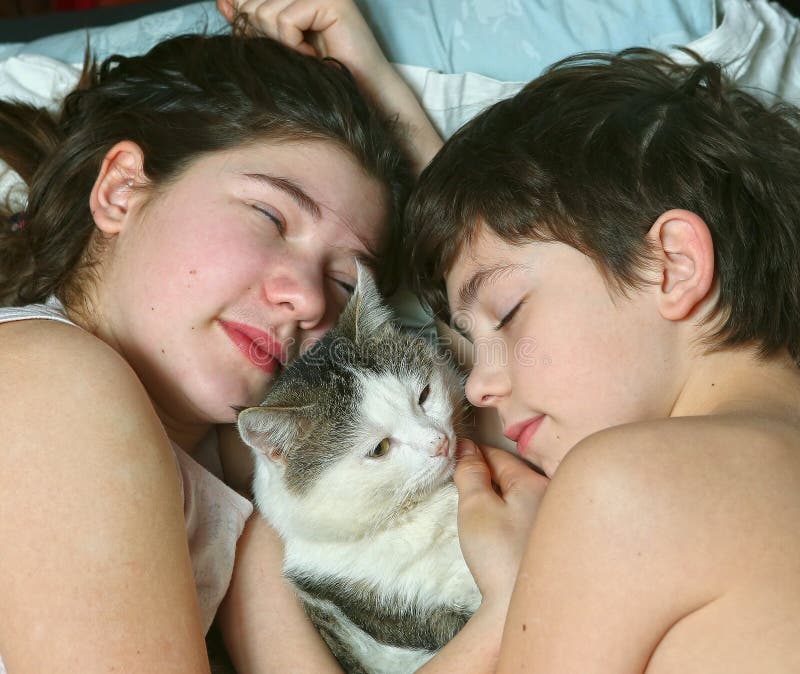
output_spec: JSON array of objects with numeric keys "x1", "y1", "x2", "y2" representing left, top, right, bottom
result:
[{"x1": 405, "y1": 49, "x2": 800, "y2": 673}]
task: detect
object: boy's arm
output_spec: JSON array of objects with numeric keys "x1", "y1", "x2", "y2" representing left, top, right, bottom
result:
[{"x1": 216, "y1": 0, "x2": 443, "y2": 174}]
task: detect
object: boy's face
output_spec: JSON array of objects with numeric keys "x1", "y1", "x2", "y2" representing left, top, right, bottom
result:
[{"x1": 445, "y1": 224, "x2": 684, "y2": 477}]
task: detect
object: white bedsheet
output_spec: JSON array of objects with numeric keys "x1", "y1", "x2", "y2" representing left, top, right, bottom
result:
[{"x1": 0, "y1": 0, "x2": 798, "y2": 217}]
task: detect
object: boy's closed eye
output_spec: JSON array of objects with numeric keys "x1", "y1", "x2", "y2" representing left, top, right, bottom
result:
[{"x1": 495, "y1": 300, "x2": 525, "y2": 331}]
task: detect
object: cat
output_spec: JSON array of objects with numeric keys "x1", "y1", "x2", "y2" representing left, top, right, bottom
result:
[{"x1": 237, "y1": 264, "x2": 480, "y2": 674}]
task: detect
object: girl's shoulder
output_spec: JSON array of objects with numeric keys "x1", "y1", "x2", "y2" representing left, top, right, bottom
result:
[
  {"x1": 1, "y1": 316, "x2": 139, "y2": 394},
  {"x1": 0, "y1": 317, "x2": 168, "y2": 458}
]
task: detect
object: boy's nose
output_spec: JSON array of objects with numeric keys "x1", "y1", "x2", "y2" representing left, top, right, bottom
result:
[{"x1": 465, "y1": 357, "x2": 511, "y2": 408}]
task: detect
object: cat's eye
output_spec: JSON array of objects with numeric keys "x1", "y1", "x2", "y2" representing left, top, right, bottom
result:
[
  {"x1": 369, "y1": 438, "x2": 391, "y2": 458},
  {"x1": 418, "y1": 384, "x2": 431, "y2": 406}
]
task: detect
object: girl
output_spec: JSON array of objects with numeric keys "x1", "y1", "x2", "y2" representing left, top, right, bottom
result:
[{"x1": 0, "y1": 25, "x2": 422, "y2": 673}]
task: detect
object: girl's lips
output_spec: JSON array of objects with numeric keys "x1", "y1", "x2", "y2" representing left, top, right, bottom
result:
[
  {"x1": 219, "y1": 320, "x2": 285, "y2": 375},
  {"x1": 503, "y1": 415, "x2": 545, "y2": 457}
]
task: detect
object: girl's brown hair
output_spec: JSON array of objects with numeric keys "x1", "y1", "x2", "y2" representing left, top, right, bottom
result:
[{"x1": 0, "y1": 30, "x2": 411, "y2": 310}]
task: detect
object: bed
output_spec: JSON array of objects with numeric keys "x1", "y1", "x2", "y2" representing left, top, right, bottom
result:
[
  {"x1": 1, "y1": 0, "x2": 799, "y2": 178},
  {"x1": 0, "y1": 1, "x2": 798, "y2": 671}
]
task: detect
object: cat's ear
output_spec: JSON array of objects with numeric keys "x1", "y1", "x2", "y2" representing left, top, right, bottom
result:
[
  {"x1": 237, "y1": 405, "x2": 310, "y2": 464},
  {"x1": 338, "y1": 261, "x2": 394, "y2": 344}
]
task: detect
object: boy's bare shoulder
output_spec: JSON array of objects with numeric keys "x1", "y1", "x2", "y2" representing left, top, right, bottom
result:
[
  {"x1": 535, "y1": 413, "x2": 800, "y2": 672},
  {"x1": 550, "y1": 411, "x2": 800, "y2": 575},
  {"x1": 562, "y1": 412, "x2": 800, "y2": 493}
]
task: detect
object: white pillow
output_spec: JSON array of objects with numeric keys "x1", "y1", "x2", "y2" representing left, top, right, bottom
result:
[{"x1": 1, "y1": 0, "x2": 799, "y2": 210}]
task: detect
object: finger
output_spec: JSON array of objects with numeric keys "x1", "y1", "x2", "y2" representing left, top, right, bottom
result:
[
  {"x1": 479, "y1": 444, "x2": 549, "y2": 502},
  {"x1": 273, "y1": 0, "x2": 340, "y2": 54},
  {"x1": 238, "y1": 0, "x2": 290, "y2": 38},
  {"x1": 453, "y1": 439, "x2": 496, "y2": 501},
  {"x1": 216, "y1": 0, "x2": 235, "y2": 23}
]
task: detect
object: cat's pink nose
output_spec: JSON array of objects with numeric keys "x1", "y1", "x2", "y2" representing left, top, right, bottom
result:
[{"x1": 433, "y1": 438, "x2": 450, "y2": 457}]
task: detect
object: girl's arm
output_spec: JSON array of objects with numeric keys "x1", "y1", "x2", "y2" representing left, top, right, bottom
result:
[
  {"x1": 216, "y1": 0, "x2": 443, "y2": 174},
  {"x1": 216, "y1": 515, "x2": 345, "y2": 674},
  {"x1": 0, "y1": 320, "x2": 211, "y2": 673}
]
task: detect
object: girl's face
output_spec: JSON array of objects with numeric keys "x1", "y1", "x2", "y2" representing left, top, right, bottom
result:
[
  {"x1": 95, "y1": 140, "x2": 388, "y2": 428},
  {"x1": 445, "y1": 225, "x2": 685, "y2": 477}
]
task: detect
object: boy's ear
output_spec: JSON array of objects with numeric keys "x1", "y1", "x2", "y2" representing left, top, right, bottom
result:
[
  {"x1": 648, "y1": 209, "x2": 715, "y2": 321},
  {"x1": 89, "y1": 141, "x2": 147, "y2": 235}
]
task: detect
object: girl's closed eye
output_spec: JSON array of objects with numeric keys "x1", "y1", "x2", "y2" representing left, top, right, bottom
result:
[
  {"x1": 495, "y1": 300, "x2": 524, "y2": 331},
  {"x1": 251, "y1": 204, "x2": 285, "y2": 235},
  {"x1": 334, "y1": 278, "x2": 356, "y2": 295}
]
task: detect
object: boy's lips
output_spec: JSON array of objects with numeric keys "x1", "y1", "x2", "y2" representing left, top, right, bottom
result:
[
  {"x1": 503, "y1": 415, "x2": 545, "y2": 457},
  {"x1": 219, "y1": 320, "x2": 286, "y2": 374}
]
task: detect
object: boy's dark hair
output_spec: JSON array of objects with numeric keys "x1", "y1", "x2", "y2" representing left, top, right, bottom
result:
[
  {"x1": 0, "y1": 27, "x2": 411, "y2": 310},
  {"x1": 405, "y1": 48, "x2": 800, "y2": 366}
]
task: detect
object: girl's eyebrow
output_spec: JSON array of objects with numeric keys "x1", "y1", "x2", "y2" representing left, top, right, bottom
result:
[
  {"x1": 243, "y1": 172, "x2": 380, "y2": 274},
  {"x1": 241, "y1": 173, "x2": 322, "y2": 221}
]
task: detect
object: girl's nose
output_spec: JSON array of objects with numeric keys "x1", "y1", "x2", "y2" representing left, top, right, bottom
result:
[{"x1": 264, "y1": 263, "x2": 326, "y2": 331}]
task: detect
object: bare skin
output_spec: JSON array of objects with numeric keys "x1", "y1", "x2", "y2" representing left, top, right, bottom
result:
[
  {"x1": 497, "y1": 361, "x2": 800, "y2": 673},
  {"x1": 0, "y1": 320, "x2": 210, "y2": 673},
  {"x1": 448, "y1": 212, "x2": 800, "y2": 673}
]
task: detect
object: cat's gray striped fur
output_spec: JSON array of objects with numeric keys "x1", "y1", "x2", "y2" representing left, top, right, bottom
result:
[{"x1": 238, "y1": 265, "x2": 480, "y2": 673}]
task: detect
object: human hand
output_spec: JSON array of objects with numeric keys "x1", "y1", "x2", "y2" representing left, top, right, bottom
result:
[
  {"x1": 216, "y1": 0, "x2": 392, "y2": 89},
  {"x1": 454, "y1": 439, "x2": 549, "y2": 612},
  {"x1": 216, "y1": 0, "x2": 443, "y2": 173}
]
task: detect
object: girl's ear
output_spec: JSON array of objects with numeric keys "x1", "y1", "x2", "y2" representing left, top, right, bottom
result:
[
  {"x1": 647, "y1": 209, "x2": 715, "y2": 322},
  {"x1": 89, "y1": 141, "x2": 147, "y2": 235}
]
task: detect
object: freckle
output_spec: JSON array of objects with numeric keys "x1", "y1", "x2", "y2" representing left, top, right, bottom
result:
[
  {"x1": 151, "y1": 306, "x2": 155, "y2": 311},
  {"x1": 556, "y1": 435, "x2": 560, "y2": 440},
  {"x1": 161, "y1": 349, "x2": 165, "y2": 354},
  {"x1": 522, "y1": 624, "x2": 527, "y2": 632}
]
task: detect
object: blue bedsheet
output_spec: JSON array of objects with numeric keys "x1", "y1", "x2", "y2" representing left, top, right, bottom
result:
[{"x1": 0, "y1": 0, "x2": 715, "y2": 82}]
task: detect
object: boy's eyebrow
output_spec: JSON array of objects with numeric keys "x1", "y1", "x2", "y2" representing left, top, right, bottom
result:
[
  {"x1": 456, "y1": 263, "x2": 525, "y2": 316},
  {"x1": 241, "y1": 173, "x2": 322, "y2": 221}
]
